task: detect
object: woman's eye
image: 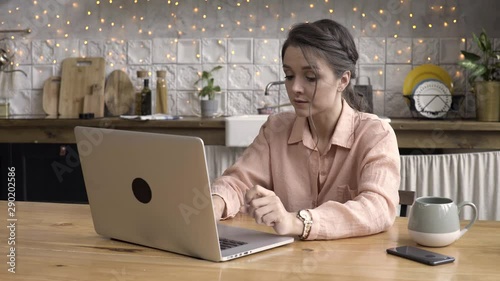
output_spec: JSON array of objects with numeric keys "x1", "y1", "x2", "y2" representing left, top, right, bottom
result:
[
  {"x1": 284, "y1": 75, "x2": 294, "y2": 80},
  {"x1": 305, "y1": 76, "x2": 317, "y2": 82}
]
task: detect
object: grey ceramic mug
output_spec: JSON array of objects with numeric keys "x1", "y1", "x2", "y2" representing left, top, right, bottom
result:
[{"x1": 408, "y1": 196, "x2": 478, "y2": 247}]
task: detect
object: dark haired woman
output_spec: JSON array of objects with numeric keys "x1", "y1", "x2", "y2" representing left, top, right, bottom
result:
[{"x1": 211, "y1": 19, "x2": 400, "y2": 240}]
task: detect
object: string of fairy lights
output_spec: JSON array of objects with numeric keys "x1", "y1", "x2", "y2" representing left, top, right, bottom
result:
[{"x1": 0, "y1": 0, "x2": 463, "y2": 71}]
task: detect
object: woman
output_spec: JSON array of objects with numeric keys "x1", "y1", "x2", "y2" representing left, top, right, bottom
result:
[{"x1": 211, "y1": 19, "x2": 400, "y2": 240}]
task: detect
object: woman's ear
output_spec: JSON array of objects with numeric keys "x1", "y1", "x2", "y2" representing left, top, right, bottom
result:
[{"x1": 337, "y1": 71, "x2": 351, "y2": 92}]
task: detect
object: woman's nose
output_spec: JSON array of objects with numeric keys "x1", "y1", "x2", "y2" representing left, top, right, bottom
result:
[{"x1": 289, "y1": 78, "x2": 304, "y2": 94}]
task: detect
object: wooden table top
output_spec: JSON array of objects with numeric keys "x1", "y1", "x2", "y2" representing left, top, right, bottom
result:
[{"x1": 1, "y1": 201, "x2": 499, "y2": 281}]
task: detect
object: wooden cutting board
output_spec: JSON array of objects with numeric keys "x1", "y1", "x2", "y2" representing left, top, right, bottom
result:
[
  {"x1": 104, "y1": 70, "x2": 135, "y2": 116},
  {"x1": 42, "y1": 76, "x2": 61, "y2": 116},
  {"x1": 83, "y1": 84, "x2": 105, "y2": 117},
  {"x1": 58, "y1": 57, "x2": 105, "y2": 118}
]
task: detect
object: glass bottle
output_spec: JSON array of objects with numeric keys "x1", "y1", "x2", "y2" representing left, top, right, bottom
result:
[
  {"x1": 155, "y1": 70, "x2": 168, "y2": 114},
  {"x1": 140, "y1": 78, "x2": 152, "y2": 115},
  {"x1": 134, "y1": 70, "x2": 148, "y2": 115}
]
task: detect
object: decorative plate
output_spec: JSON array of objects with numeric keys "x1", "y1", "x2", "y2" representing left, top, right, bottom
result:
[
  {"x1": 412, "y1": 80, "x2": 452, "y2": 119},
  {"x1": 403, "y1": 64, "x2": 453, "y2": 96}
]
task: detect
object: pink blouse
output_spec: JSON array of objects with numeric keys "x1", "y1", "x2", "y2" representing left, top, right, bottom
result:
[{"x1": 211, "y1": 100, "x2": 400, "y2": 240}]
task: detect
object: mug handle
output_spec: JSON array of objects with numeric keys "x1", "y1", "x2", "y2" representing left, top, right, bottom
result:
[{"x1": 457, "y1": 201, "x2": 478, "y2": 237}]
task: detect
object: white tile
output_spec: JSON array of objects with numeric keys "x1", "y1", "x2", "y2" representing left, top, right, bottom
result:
[
  {"x1": 176, "y1": 91, "x2": 197, "y2": 116},
  {"x1": 31, "y1": 89, "x2": 45, "y2": 115},
  {"x1": 79, "y1": 40, "x2": 104, "y2": 57},
  {"x1": 32, "y1": 40, "x2": 55, "y2": 64},
  {"x1": 413, "y1": 38, "x2": 439, "y2": 65},
  {"x1": 128, "y1": 40, "x2": 152, "y2": 65},
  {"x1": 254, "y1": 90, "x2": 279, "y2": 112},
  {"x1": 9, "y1": 90, "x2": 31, "y2": 115},
  {"x1": 359, "y1": 65, "x2": 385, "y2": 91},
  {"x1": 153, "y1": 38, "x2": 177, "y2": 64},
  {"x1": 228, "y1": 38, "x2": 253, "y2": 64},
  {"x1": 358, "y1": 37, "x2": 386, "y2": 64},
  {"x1": 385, "y1": 64, "x2": 412, "y2": 92},
  {"x1": 32, "y1": 65, "x2": 54, "y2": 90},
  {"x1": 373, "y1": 90, "x2": 385, "y2": 116},
  {"x1": 167, "y1": 90, "x2": 177, "y2": 115},
  {"x1": 440, "y1": 38, "x2": 465, "y2": 64},
  {"x1": 384, "y1": 91, "x2": 412, "y2": 118},
  {"x1": 9, "y1": 39, "x2": 32, "y2": 65},
  {"x1": 177, "y1": 65, "x2": 202, "y2": 90},
  {"x1": 228, "y1": 64, "x2": 254, "y2": 90},
  {"x1": 227, "y1": 91, "x2": 254, "y2": 115},
  {"x1": 202, "y1": 38, "x2": 227, "y2": 64},
  {"x1": 386, "y1": 38, "x2": 412, "y2": 64},
  {"x1": 254, "y1": 65, "x2": 280, "y2": 92},
  {"x1": 104, "y1": 40, "x2": 127, "y2": 68},
  {"x1": 254, "y1": 39, "x2": 280, "y2": 65},
  {"x1": 441, "y1": 65, "x2": 466, "y2": 93},
  {"x1": 177, "y1": 39, "x2": 201, "y2": 64}
]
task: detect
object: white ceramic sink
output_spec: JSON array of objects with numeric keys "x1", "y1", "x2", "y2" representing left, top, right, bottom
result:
[{"x1": 225, "y1": 115, "x2": 269, "y2": 147}]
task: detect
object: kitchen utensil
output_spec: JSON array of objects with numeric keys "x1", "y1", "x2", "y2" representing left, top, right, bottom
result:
[
  {"x1": 403, "y1": 64, "x2": 453, "y2": 96},
  {"x1": 83, "y1": 84, "x2": 105, "y2": 117},
  {"x1": 353, "y1": 76, "x2": 373, "y2": 113},
  {"x1": 104, "y1": 69, "x2": 135, "y2": 116},
  {"x1": 412, "y1": 80, "x2": 452, "y2": 119},
  {"x1": 42, "y1": 76, "x2": 61, "y2": 116},
  {"x1": 58, "y1": 57, "x2": 105, "y2": 118}
]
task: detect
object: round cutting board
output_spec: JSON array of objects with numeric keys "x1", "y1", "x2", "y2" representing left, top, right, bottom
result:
[
  {"x1": 42, "y1": 76, "x2": 61, "y2": 116},
  {"x1": 104, "y1": 70, "x2": 135, "y2": 116}
]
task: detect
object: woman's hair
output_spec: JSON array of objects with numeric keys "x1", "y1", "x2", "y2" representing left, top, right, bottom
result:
[{"x1": 281, "y1": 19, "x2": 368, "y2": 112}]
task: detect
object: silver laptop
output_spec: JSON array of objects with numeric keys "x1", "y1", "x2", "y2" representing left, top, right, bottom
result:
[{"x1": 74, "y1": 126, "x2": 293, "y2": 262}]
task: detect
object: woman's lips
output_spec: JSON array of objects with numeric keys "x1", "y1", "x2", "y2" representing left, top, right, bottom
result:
[{"x1": 294, "y1": 99, "x2": 308, "y2": 104}]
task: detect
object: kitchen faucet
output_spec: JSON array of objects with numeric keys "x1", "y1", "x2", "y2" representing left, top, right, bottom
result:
[{"x1": 264, "y1": 80, "x2": 285, "y2": 95}]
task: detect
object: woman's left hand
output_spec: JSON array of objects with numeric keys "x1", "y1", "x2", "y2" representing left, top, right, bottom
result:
[{"x1": 243, "y1": 185, "x2": 302, "y2": 236}]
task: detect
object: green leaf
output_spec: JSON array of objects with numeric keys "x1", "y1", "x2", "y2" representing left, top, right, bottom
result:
[
  {"x1": 458, "y1": 60, "x2": 480, "y2": 71},
  {"x1": 211, "y1": 65, "x2": 223, "y2": 72},
  {"x1": 213, "y1": 86, "x2": 221, "y2": 92},
  {"x1": 480, "y1": 30, "x2": 492, "y2": 52},
  {"x1": 471, "y1": 64, "x2": 487, "y2": 78},
  {"x1": 473, "y1": 33, "x2": 485, "y2": 52},
  {"x1": 461, "y1": 51, "x2": 481, "y2": 61}
]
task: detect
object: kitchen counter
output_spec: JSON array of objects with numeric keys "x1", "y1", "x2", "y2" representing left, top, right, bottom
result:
[
  {"x1": 0, "y1": 115, "x2": 225, "y2": 145},
  {"x1": 1, "y1": 116, "x2": 499, "y2": 149}
]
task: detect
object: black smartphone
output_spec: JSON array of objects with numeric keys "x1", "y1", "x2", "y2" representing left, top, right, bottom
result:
[{"x1": 386, "y1": 246, "x2": 455, "y2": 266}]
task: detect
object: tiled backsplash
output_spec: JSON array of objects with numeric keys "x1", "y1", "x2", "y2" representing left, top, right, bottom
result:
[{"x1": 1, "y1": 0, "x2": 499, "y2": 118}]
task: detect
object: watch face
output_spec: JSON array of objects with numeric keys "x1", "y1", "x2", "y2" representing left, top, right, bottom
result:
[{"x1": 299, "y1": 209, "x2": 311, "y2": 220}]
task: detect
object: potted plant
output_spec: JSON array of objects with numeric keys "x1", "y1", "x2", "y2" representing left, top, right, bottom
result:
[
  {"x1": 458, "y1": 30, "x2": 500, "y2": 121},
  {"x1": 193, "y1": 65, "x2": 223, "y2": 117}
]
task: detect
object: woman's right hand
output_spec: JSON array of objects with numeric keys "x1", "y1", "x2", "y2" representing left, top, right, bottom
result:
[{"x1": 212, "y1": 195, "x2": 226, "y2": 220}]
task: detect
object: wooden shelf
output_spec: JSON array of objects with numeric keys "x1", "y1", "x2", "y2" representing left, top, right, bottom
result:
[{"x1": 0, "y1": 116, "x2": 499, "y2": 149}]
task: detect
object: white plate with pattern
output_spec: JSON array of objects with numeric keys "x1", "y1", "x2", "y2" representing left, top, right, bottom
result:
[{"x1": 412, "y1": 80, "x2": 452, "y2": 119}]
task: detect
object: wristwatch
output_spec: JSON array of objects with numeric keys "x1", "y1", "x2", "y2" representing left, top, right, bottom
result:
[{"x1": 297, "y1": 209, "x2": 313, "y2": 240}]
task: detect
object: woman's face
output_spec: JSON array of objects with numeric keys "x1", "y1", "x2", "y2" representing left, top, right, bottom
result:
[{"x1": 282, "y1": 46, "x2": 349, "y2": 118}]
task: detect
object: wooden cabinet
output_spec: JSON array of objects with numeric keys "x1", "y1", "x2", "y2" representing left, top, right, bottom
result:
[{"x1": 0, "y1": 144, "x2": 88, "y2": 203}]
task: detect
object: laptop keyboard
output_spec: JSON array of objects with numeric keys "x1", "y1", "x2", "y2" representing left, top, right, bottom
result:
[{"x1": 219, "y1": 238, "x2": 248, "y2": 250}]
